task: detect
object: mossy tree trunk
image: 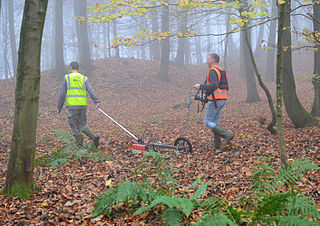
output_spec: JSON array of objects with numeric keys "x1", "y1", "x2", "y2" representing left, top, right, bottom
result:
[
  {"x1": 276, "y1": 0, "x2": 288, "y2": 167},
  {"x1": 3, "y1": 0, "x2": 48, "y2": 199},
  {"x1": 311, "y1": 0, "x2": 320, "y2": 117},
  {"x1": 282, "y1": 0, "x2": 317, "y2": 127}
]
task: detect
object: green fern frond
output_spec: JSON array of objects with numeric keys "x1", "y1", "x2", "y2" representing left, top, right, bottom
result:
[
  {"x1": 92, "y1": 187, "x2": 117, "y2": 218},
  {"x1": 54, "y1": 129, "x2": 74, "y2": 145},
  {"x1": 193, "y1": 213, "x2": 236, "y2": 226},
  {"x1": 162, "y1": 208, "x2": 184, "y2": 226},
  {"x1": 135, "y1": 196, "x2": 194, "y2": 218},
  {"x1": 73, "y1": 149, "x2": 88, "y2": 159},
  {"x1": 286, "y1": 194, "x2": 320, "y2": 219},
  {"x1": 196, "y1": 196, "x2": 225, "y2": 213},
  {"x1": 251, "y1": 158, "x2": 318, "y2": 196},
  {"x1": 191, "y1": 180, "x2": 210, "y2": 201},
  {"x1": 275, "y1": 215, "x2": 320, "y2": 226}
]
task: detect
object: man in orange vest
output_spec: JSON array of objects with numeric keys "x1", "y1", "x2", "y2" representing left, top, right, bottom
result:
[{"x1": 194, "y1": 53, "x2": 234, "y2": 149}]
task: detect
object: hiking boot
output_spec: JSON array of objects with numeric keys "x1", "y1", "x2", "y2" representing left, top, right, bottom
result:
[
  {"x1": 214, "y1": 132, "x2": 221, "y2": 149},
  {"x1": 74, "y1": 135, "x2": 83, "y2": 147},
  {"x1": 93, "y1": 136, "x2": 100, "y2": 147},
  {"x1": 212, "y1": 125, "x2": 234, "y2": 144}
]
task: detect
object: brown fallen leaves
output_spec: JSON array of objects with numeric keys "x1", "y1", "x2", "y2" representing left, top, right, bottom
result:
[{"x1": 0, "y1": 57, "x2": 319, "y2": 224}]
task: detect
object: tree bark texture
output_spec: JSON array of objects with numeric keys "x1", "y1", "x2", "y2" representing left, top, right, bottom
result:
[
  {"x1": 4, "y1": 0, "x2": 48, "y2": 198},
  {"x1": 311, "y1": 1, "x2": 320, "y2": 116},
  {"x1": 223, "y1": 13, "x2": 231, "y2": 71},
  {"x1": 55, "y1": 0, "x2": 66, "y2": 78},
  {"x1": 74, "y1": 0, "x2": 93, "y2": 73},
  {"x1": 240, "y1": 27, "x2": 261, "y2": 103},
  {"x1": 282, "y1": 0, "x2": 317, "y2": 128},
  {"x1": 8, "y1": 0, "x2": 17, "y2": 77},
  {"x1": 3, "y1": 5, "x2": 9, "y2": 79},
  {"x1": 265, "y1": 0, "x2": 277, "y2": 81},
  {"x1": 151, "y1": 4, "x2": 160, "y2": 61},
  {"x1": 176, "y1": 9, "x2": 187, "y2": 66},
  {"x1": 112, "y1": 18, "x2": 120, "y2": 58},
  {"x1": 244, "y1": 27, "x2": 277, "y2": 134},
  {"x1": 158, "y1": 3, "x2": 170, "y2": 81},
  {"x1": 276, "y1": 0, "x2": 288, "y2": 167}
]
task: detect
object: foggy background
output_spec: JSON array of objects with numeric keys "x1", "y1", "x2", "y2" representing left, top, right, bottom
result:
[{"x1": 0, "y1": 0, "x2": 314, "y2": 79}]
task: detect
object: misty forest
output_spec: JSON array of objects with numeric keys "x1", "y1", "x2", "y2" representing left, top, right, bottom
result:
[{"x1": 0, "y1": 0, "x2": 320, "y2": 225}]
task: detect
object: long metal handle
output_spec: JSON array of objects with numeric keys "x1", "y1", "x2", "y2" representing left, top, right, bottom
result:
[{"x1": 97, "y1": 108, "x2": 139, "y2": 141}]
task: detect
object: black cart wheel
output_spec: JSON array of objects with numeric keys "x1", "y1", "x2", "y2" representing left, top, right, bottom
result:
[{"x1": 174, "y1": 137, "x2": 192, "y2": 153}]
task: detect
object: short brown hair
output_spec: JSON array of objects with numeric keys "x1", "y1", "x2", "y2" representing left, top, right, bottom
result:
[
  {"x1": 69, "y1": 61, "x2": 79, "y2": 70},
  {"x1": 209, "y1": 53, "x2": 220, "y2": 63}
]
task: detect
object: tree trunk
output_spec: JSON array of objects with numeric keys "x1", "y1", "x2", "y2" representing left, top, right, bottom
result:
[
  {"x1": 195, "y1": 36, "x2": 202, "y2": 64},
  {"x1": 244, "y1": 25, "x2": 276, "y2": 134},
  {"x1": 151, "y1": 4, "x2": 160, "y2": 61},
  {"x1": 241, "y1": 29, "x2": 261, "y2": 103},
  {"x1": 112, "y1": 18, "x2": 120, "y2": 58},
  {"x1": 158, "y1": 3, "x2": 170, "y2": 81},
  {"x1": 55, "y1": 0, "x2": 66, "y2": 78},
  {"x1": 223, "y1": 13, "x2": 231, "y2": 70},
  {"x1": 176, "y1": 9, "x2": 187, "y2": 66},
  {"x1": 282, "y1": 0, "x2": 317, "y2": 128},
  {"x1": 4, "y1": 0, "x2": 48, "y2": 199},
  {"x1": 8, "y1": 0, "x2": 17, "y2": 77},
  {"x1": 239, "y1": 1, "x2": 261, "y2": 103},
  {"x1": 254, "y1": 22, "x2": 265, "y2": 57},
  {"x1": 276, "y1": 0, "x2": 288, "y2": 167},
  {"x1": 74, "y1": 0, "x2": 93, "y2": 73},
  {"x1": 265, "y1": 0, "x2": 277, "y2": 82},
  {"x1": 311, "y1": 0, "x2": 320, "y2": 116},
  {"x1": 3, "y1": 3, "x2": 9, "y2": 79}
]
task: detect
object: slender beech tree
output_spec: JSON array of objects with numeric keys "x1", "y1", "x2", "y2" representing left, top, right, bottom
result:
[
  {"x1": 55, "y1": 0, "x2": 66, "y2": 78},
  {"x1": 8, "y1": 0, "x2": 17, "y2": 77},
  {"x1": 276, "y1": 0, "x2": 288, "y2": 167},
  {"x1": 3, "y1": 0, "x2": 48, "y2": 198},
  {"x1": 176, "y1": 8, "x2": 187, "y2": 66},
  {"x1": 311, "y1": 0, "x2": 320, "y2": 116},
  {"x1": 239, "y1": 0, "x2": 261, "y2": 103},
  {"x1": 224, "y1": 13, "x2": 231, "y2": 71},
  {"x1": 158, "y1": 2, "x2": 170, "y2": 81},
  {"x1": 112, "y1": 17, "x2": 120, "y2": 58},
  {"x1": 243, "y1": 22, "x2": 277, "y2": 134},
  {"x1": 282, "y1": 0, "x2": 317, "y2": 128},
  {"x1": 266, "y1": 0, "x2": 277, "y2": 81},
  {"x1": 74, "y1": 0, "x2": 93, "y2": 73},
  {"x1": 151, "y1": 3, "x2": 160, "y2": 61}
]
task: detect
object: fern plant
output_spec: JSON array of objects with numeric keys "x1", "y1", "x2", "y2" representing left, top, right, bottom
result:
[
  {"x1": 233, "y1": 158, "x2": 320, "y2": 225},
  {"x1": 35, "y1": 129, "x2": 105, "y2": 167}
]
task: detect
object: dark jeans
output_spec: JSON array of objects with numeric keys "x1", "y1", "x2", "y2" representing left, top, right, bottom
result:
[{"x1": 68, "y1": 109, "x2": 96, "y2": 139}]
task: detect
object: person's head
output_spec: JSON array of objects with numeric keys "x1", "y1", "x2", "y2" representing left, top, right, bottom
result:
[
  {"x1": 69, "y1": 61, "x2": 79, "y2": 71},
  {"x1": 207, "y1": 53, "x2": 219, "y2": 68}
]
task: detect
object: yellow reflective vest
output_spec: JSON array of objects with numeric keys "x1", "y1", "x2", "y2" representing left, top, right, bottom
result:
[{"x1": 65, "y1": 73, "x2": 88, "y2": 106}]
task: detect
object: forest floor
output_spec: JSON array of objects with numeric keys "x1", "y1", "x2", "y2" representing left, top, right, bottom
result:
[{"x1": 0, "y1": 57, "x2": 319, "y2": 225}]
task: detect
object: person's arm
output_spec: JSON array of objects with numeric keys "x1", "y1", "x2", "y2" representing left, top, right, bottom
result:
[
  {"x1": 199, "y1": 69, "x2": 219, "y2": 93},
  {"x1": 57, "y1": 79, "x2": 67, "y2": 113},
  {"x1": 86, "y1": 80, "x2": 100, "y2": 107}
]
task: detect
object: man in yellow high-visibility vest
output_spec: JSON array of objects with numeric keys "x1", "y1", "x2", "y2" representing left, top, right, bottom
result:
[{"x1": 57, "y1": 61, "x2": 100, "y2": 147}]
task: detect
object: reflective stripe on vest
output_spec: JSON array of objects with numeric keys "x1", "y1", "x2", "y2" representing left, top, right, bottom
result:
[
  {"x1": 65, "y1": 73, "x2": 88, "y2": 106},
  {"x1": 206, "y1": 65, "x2": 228, "y2": 100}
]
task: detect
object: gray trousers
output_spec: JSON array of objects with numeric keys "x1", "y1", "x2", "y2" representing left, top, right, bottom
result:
[{"x1": 68, "y1": 109, "x2": 96, "y2": 140}]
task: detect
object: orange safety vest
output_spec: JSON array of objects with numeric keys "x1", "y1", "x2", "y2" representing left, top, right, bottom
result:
[{"x1": 206, "y1": 65, "x2": 228, "y2": 100}]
